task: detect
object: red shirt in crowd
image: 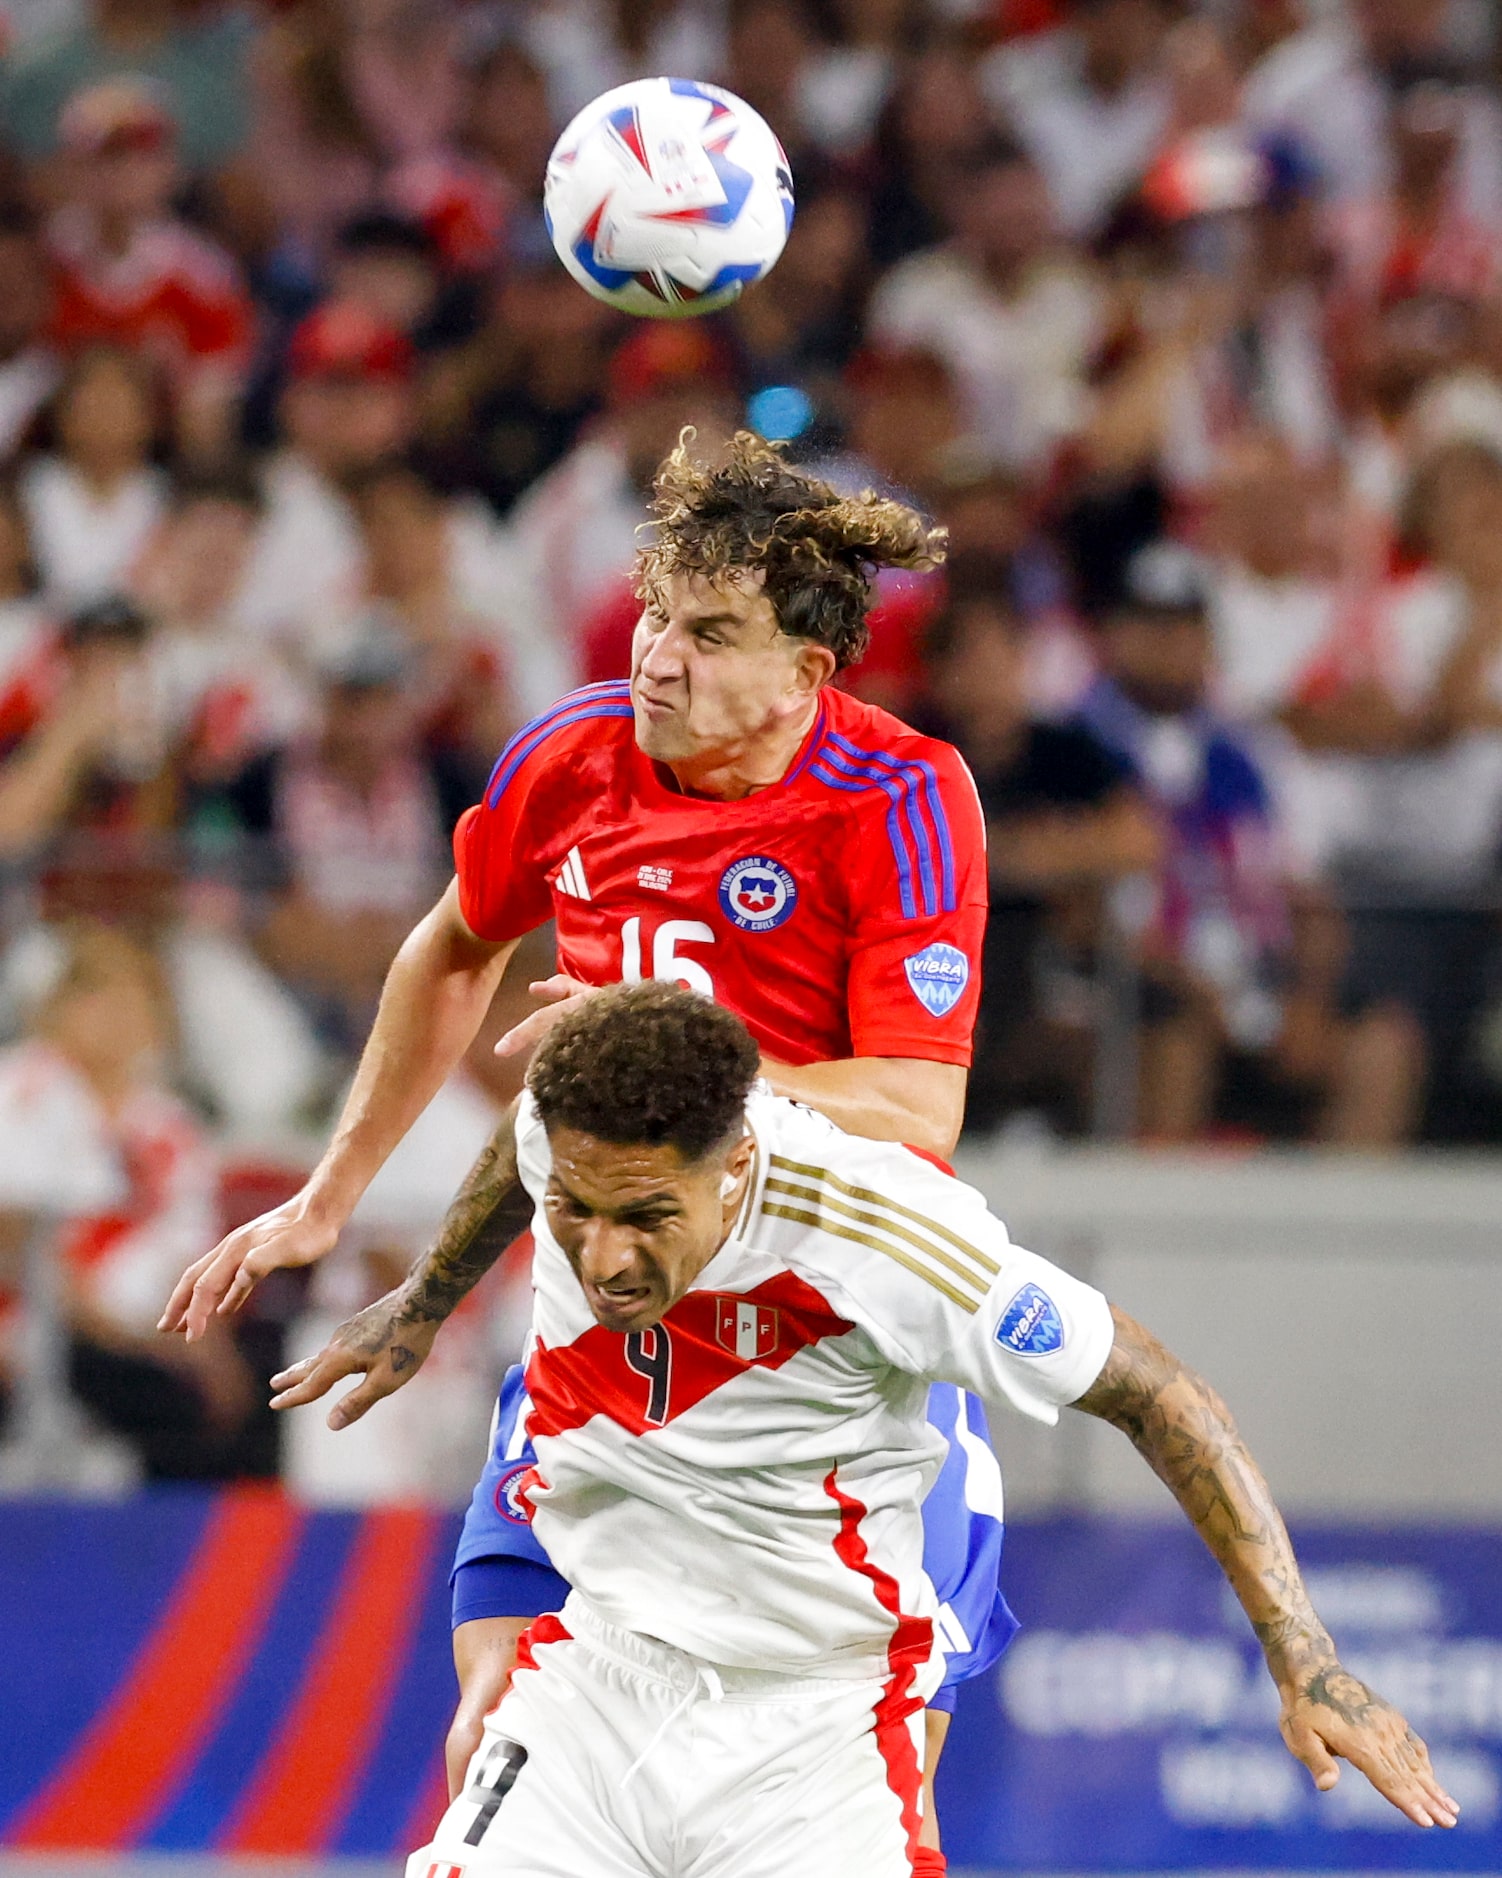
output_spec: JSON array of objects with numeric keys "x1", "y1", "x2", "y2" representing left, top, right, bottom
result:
[{"x1": 46, "y1": 210, "x2": 254, "y2": 377}]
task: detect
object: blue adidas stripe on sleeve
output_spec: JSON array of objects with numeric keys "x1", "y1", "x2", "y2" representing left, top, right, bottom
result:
[{"x1": 483, "y1": 682, "x2": 634, "y2": 809}]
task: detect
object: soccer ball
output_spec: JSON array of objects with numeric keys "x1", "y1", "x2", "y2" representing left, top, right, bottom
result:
[{"x1": 544, "y1": 77, "x2": 795, "y2": 320}]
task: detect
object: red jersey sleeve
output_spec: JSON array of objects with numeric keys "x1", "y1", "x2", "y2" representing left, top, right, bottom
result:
[
  {"x1": 453, "y1": 688, "x2": 632, "y2": 942},
  {"x1": 842, "y1": 738, "x2": 987, "y2": 1066}
]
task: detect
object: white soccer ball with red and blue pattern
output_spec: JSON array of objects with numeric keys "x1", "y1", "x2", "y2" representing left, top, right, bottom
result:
[{"x1": 544, "y1": 77, "x2": 794, "y2": 320}]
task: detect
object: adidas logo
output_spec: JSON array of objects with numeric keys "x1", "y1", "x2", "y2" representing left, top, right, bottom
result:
[{"x1": 555, "y1": 846, "x2": 591, "y2": 901}]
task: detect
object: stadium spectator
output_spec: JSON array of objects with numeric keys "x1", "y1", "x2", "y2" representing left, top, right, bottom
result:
[
  {"x1": 1078, "y1": 541, "x2": 1338, "y2": 1140},
  {"x1": 721, "y1": 0, "x2": 821, "y2": 177},
  {"x1": 1333, "y1": 72, "x2": 1502, "y2": 310},
  {"x1": 233, "y1": 301, "x2": 416, "y2": 648},
  {"x1": 216, "y1": 623, "x2": 454, "y2": 1055},
  {"x1": 864, "y1": 39, "x2": 994, "y2": 273},
  {"x1": 0, "y1": 923, "x2": 267, "y2": 1479},
  {"x1": 1281, "y1": 437, "x2": 1502, "y2": 1144},
  {"x1": 343, "y1": 460, "x2": 532, "y2": 785},
  {"x1": 131, "y1": 469, "x2": 309, "y2": 789},
  {"x1": 44, "y1": 79, "x2": 254, "y2": 463},
  {"x1": 918, "y1": 561, "x2": 1160, "y2": 1134},
  {"x1": 20, "y1": 348, "x2": 164, "y2": 612},
  {"x1": 0, "y1": 508, "x2": 134, "y2": 862},
  {"x1": 0, "y1": 482, "x2": 328, "y2": 1139},
  {"x1": 452, "y1": 37, "x2": 556, "y2": 265},
  {"x1": 866, "y1": 135, "x2": 1106, "y2": 477},
  {"x1": 516, "y1": 0, "x2": 727, "y2": 125},
  {"x1": 243, "y1": 0, "x2": 388, "y2": 292},
  {"x1": 795, "y1": 0, "x2": 914, "y2": 161},
  {"x1": 728, "y1": 184, "x2": 871, "y2": 395},
  {"x1": 326, "y1": 211, "x2": 446, "y2": 344},
  {"x1": 419, "y1": 260, "x2": 616, "y2": 517},
  {"x1": 1242, "y1": 0, "x2": 1502, "y2": 220},
  {"x1": 513, "y1": 322, "x2": 737, "y2": 689},
  {"x1": 981, "y1": 0, "x2": 1172, "y2": 240}
]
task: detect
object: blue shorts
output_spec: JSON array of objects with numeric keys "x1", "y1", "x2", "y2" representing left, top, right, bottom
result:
[{"x1": 452, "y1": 1367, "x2": 1018, "y2": 1704}]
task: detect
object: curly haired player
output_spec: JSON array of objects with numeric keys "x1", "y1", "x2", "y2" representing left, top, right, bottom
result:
[
  {"x1": 164, "y1": 433, "x2": 994, "y2": 1872},
  {"x1": 281, "y1": 983, "x2": 1456, "y2": 1878}
]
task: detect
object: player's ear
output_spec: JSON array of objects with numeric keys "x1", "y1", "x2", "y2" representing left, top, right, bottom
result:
[
  {"x1": 723, "y1": 1132, "x2": 756, "y2": 1191},
  {"x1": 790, "y1": 638, "x2": 836, "y2": 698}
]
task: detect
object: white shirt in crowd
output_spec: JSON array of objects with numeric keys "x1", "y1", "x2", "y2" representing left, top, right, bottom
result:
[
  {"x1": 235, "y1": 454, "x2": 567, "y2": 720},
  {"x1": 232, "y1": 451, "x2": 362, "y2": 647},
  {"x1": 1211, "y1": 559, "x2": 1502, "y2": 889},
  {"x1": 980, "y1": 29, "x2": 1169, "y2": 239},
  {"x1": 867, "y1": 247, "x2": 1104, "y2": 476},
  {"x1": 0, "y1": 921, "x2": 326, "y2": 1141},
  {"x1": 518, "y1": 0, "x2": 727, "y2": 124},
  {"x1": 1242, "y1": 15, "x2": 1502, "y2": 225},
  {"x1": 0, "y1": 1039, "x2": 217, "y2": 1336},
  {"x1": 20, "y1": 455, "x2": 167, "y2": 611},
  {"x1": 515, "y1": 1085, "x2": 1114, "y2": 1678}
]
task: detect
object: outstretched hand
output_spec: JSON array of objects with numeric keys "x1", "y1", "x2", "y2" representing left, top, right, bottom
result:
[
  {"x1": 159, "y1": 1198, "x2": 341, "y2": 1342},
  {"x1": 493, "y1": 974, "x2": 597, "y2": 1060},
  {"x1": 1279, "y1": 1660, "x2": 1458, "y2": 1828},
  {"x1": 268, "y1": 1289, "x2": 439, "y2": 1429}
]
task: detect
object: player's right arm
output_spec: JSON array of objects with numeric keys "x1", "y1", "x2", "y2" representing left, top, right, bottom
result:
[
  {"x1": 159, "y1": 881, "x2": 518, "y2": 1339},
  {"x1": 159, "y1": 688, "x2": 601, "y2": 1341}
]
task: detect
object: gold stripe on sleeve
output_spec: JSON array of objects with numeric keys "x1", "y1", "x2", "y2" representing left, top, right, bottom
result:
[
  {"x1": 764, "y1": 1174, "x2": 990, "y2": 1305},
  {"x1": 760, "y1": 1201, "x2": 981, "y2": 1314},
  {"x1": 768, "y1": 1154, "x2": 1001, "y2": 1281}
]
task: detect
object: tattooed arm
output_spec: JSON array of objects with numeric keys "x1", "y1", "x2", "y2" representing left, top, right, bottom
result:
[
  {"x1": 1074, "y1": 1306, "x2": 1458, "y2": 1829},
  {"x1": 268, "y1": 1098, "x2": 533, "y2": 1429}
]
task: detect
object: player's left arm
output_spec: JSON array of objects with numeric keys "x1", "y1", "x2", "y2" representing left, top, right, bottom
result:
[
  {"x1": 1073, "y1": 1306, "x2": 1459, "y2": 1829},
  {"x1": 758, "y1": 1055, "x2": 966, "y2": 1159}
]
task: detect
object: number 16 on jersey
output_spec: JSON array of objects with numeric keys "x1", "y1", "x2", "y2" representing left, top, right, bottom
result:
[{"x1": 621, "y1": 917, "x2": 716, "y2": 997}]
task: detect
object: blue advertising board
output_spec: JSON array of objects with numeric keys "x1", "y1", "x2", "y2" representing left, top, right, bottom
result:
[{"x1": 938, "y1": 1518, "x2": 1502, "y2": 1871}]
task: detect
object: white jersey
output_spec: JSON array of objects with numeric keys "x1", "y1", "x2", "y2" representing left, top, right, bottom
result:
[{"x1": 514, "y1": 1088, "x2": 1114, "y2": 1682}]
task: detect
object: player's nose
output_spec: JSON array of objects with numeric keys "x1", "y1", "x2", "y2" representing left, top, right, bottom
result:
[
  {"x1": 576, "y1": 1221, "x2": 643, "y2": 1287},
  {"x1": 638, "y1": 622, "x2": 687, "y2": 679}
]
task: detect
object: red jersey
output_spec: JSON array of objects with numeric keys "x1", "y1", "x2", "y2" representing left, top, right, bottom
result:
[
  {"x1": 454, "y1": 681, "x2": 986, "y2": 1067},
  {"x1": 47, "y1": 210, "x2": 254, "y2": 378}
]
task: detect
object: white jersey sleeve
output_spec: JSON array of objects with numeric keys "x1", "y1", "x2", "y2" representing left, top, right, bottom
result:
[{"x1": 756, "y1": 1098, "x2": 1115, "y2": 1425}]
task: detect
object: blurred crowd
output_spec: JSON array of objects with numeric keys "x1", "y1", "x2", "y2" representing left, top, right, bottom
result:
[{"x1": 0, "y1": 0, "x2": 1501, "y2": 1491}]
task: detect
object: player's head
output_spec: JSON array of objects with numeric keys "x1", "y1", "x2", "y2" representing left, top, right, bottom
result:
[
  {"x1": 527, "y1": 982, "x2": 761, "y2": 1333},
  {"x1": 630, "y1": 431, "x2": 944, "y2": 767}
]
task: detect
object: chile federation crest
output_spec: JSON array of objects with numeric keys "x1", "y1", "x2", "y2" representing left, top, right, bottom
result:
[{"x1": 718, "y1": 856, "x2": 798, "y2": 932}]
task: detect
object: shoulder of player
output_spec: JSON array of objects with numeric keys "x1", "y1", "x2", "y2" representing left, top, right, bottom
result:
[
  {"x1": 750, "y1": 1094, "x2": 1004, "y2": 1318},
  {"x1": 805, "y1": 692, "x2": 982, "y2": 913},
  {"x1": 812, "y1": 689, "x2": 977, "y2": 801},
  {"x1": 479, "y1": 681, "x2": 635, "y2": 808}
]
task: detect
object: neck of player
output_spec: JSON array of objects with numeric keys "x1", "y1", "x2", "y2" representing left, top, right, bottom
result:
[{"x1": 664, "y1": 693, "x2": 821, "y2": 801}]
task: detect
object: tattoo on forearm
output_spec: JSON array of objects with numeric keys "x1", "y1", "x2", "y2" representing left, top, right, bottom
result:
[
  {"x1": 1074, "y1": 1307, "x2": 1334, "y2": 1675},
  {"x1": 397, "y1": 1098, "x2": 532, "y2": 1326}
]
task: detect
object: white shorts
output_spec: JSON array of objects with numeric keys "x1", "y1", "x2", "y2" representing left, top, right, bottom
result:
[{"x1": 407, "y1": 1596, "x2": 930, "y2": 1878}]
